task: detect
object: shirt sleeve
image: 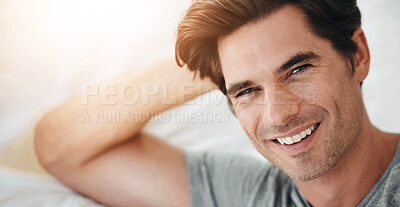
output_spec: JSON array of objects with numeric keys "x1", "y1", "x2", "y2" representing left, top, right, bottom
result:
[{"x1": 184, "y1": 150, "x2": 274, "y2": 207}]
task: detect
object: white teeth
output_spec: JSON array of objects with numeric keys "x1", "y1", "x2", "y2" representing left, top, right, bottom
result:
[
  {"x1": 305, "y1": 128, "x2": 312, "y2": 135},
  {"x1": 286, "y1": 137, "x2": 294, "y2": 144},
  {"x1": 293, "y1": 134, "x2": 301, "y2": 142},
  {"x1": 276, "y1": 124, "x2": 318, "y2": 145},
  {"x1": 277, "y1": 138, "x2": 284, "y2": 145}
]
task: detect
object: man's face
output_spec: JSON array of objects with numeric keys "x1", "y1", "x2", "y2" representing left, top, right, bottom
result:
[{"x1": 218, "y1": 5, "x2": 365, "y2": 182}]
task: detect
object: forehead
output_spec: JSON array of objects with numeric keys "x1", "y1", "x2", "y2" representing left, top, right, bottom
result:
[{"x1": 218, "y1": 4, "x2": 328, "y2": 85}]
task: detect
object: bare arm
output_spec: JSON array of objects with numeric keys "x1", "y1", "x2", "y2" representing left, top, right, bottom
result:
[{"x1": 34, "y1": 58, "x2": 217, "y2": 207}]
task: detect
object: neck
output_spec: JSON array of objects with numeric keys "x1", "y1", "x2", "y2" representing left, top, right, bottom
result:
[{"x1": 295, "y1": 113, "x2": 399, "y2": 207}]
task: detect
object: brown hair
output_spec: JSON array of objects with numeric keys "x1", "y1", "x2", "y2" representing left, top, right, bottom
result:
[{"x1": 175, "y1": 0, "x2": 361, "y2": 94}]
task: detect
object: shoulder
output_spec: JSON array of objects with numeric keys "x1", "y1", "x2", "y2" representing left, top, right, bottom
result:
[
  {"x1": 184, "y1": 150, "x2": 293, "y2": 207},
  {"x1": 367, "y1": 163, "x2": 400, "y2": 206},
  {"x1": 362, "y1": 143, "x2": 400, "y2": 206},
  {"x1": 185, "y1": 150, "x2": 275, "y2": 185}
]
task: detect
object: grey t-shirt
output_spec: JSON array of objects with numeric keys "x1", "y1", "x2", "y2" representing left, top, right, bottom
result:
[{"x1": 185, "y1": 139, "x2": 400, "y2": 207}]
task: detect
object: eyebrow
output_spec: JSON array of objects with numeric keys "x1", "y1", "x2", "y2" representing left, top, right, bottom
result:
[
  {"x1": 226, "y1": 51, "x2": 320, "y2": 98},
  {"x1": 274, "y1": 52, "x2": 320, "y2": 75},
  {"x1": 226, "y1": 80, "x2": 256, "y2": 98}
]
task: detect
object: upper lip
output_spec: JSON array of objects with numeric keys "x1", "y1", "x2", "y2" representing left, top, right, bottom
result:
[{"x1": 267, "y1": 122, "x2": 319, "y2": 141}]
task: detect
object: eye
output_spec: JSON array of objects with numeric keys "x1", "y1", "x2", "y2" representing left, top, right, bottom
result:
[
  {"x1": 236, "y1": 88, "x2": 261, "y2": 98},
  {"x1": 287, "y1": 64, "x2": 312, "y2": 78}
]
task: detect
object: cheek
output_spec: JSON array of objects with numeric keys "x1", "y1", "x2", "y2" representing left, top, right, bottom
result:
[
  {"x1": 305, "y1": 78, "x2": 337, "y2": 117},
  {"x1": 288, "y1": 81, "x2": 318, "y2": 105},
  {"x1": 309, "y1": 70, "x2": 356, "y2": 123},
  {"x1": 235, "y1": 105, "x2": 262, "y2": 139}
]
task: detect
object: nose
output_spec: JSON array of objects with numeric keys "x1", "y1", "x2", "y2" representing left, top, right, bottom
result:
[{"x1": 263, "y1": 85, "x2": 301, "y2": 125}]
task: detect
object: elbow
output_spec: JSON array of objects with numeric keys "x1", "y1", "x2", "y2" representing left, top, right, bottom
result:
[{"x1": 34, "y1": 113, "x2": 64, "y2": 171}]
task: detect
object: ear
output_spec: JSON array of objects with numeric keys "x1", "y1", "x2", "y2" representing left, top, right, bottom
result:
[{"x1": 351, "y1": 28, "x2": 371, "y2": 84}]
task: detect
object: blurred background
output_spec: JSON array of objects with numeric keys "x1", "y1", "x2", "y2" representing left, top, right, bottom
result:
[{"x1": 0, "y1": 0, "x2": 399, "y2": 206}]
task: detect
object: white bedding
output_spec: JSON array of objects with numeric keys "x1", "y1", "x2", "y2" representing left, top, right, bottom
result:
[
  {"x1": 0, "y1": 165, "x2": 103, "y2": 207},
  {"x1": 0, "y1": 0, "x2": 399, "y2": 206}
]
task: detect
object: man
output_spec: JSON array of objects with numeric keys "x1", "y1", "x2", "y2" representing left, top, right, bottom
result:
[{"x1": 35, "y1": 0, "x2": 400, "y2": 206}]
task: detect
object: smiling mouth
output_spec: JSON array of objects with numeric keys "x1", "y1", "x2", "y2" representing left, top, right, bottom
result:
[{"x1": 272, "y1": 122, "x2": 321, "y2": 145}]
